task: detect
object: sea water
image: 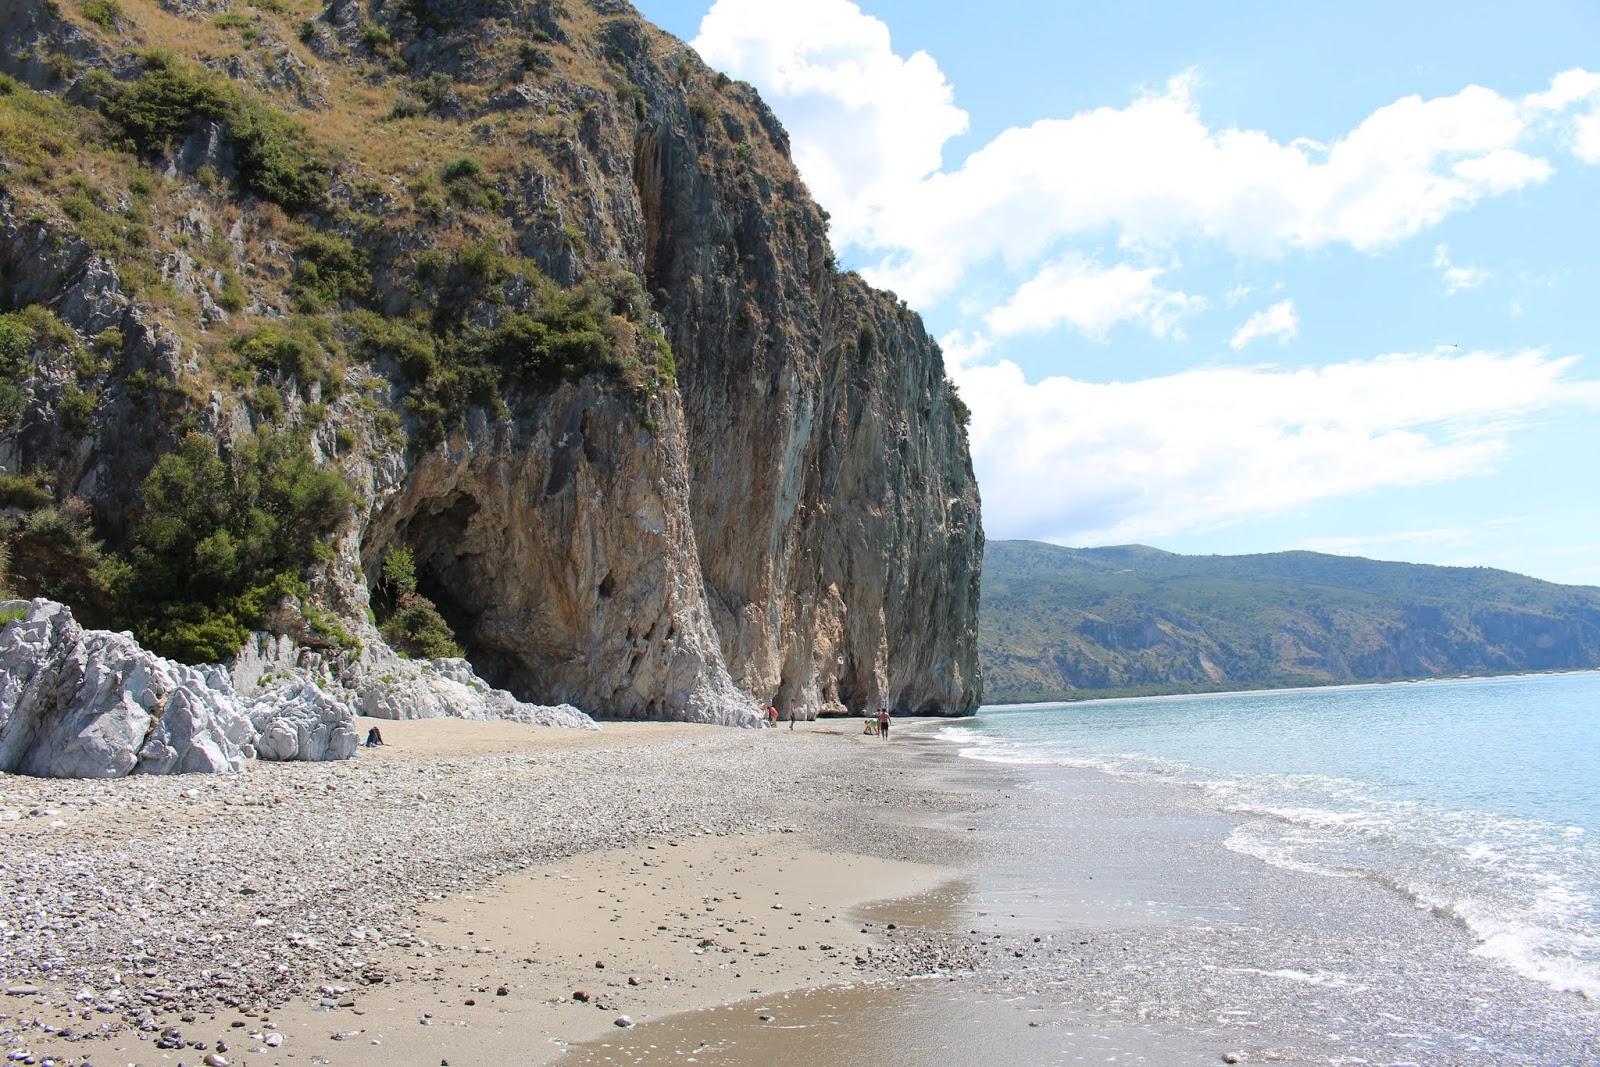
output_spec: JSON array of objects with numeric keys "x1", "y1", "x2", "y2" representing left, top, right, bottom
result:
[{"x1": 936, "y1": 671, "x2": 1600, "y2": 1000}]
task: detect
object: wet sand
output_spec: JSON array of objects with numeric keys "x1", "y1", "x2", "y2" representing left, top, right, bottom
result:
[{"x1": 565, "y1": 729, "x2": 1600, "y2": 1067}]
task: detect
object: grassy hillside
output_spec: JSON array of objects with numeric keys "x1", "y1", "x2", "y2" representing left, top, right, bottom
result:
[{"x1": 981, "y1": 540, "x2": 1600, "y2": 704}]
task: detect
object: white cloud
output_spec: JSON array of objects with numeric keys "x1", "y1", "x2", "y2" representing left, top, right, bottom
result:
[
  {"x1": 955, "y1": 349, "x2": 1600, "y2": 545},
  {"x1": 1574, "y1": 111, "x2": 1600, "y2": 164},
  {"x1": 1524, "y1": 69, "x2": 1600, "y2": 112},
  {"x1": 695, "y1": 15, "x2": 1600, "y2": 554},
  {"x1": 1433, "y1": 244, "x2": 1492, "y2": 294},
  {"x1": 859, "y1": 77, "x2": 1553, "y2": 303},
  {"x1": 691, "y1": 0, "x2": 968, "y2": 247},
  {"x1": 1298, "y1": 519, "x2": 1525, "y2": 560},
  {"x1": 1229, "y1": 299, "x2": 1298, "y2": 350},
  {"x1": 985, "y1": 254, "x2": 1206, "y2": 341},
  {"x1": 937, "y1": 329, "x2": 991, "y2": 371},
  {"x1": 1525, "y1": 68, "x2": 1600, "y2": 163},
  {"x1": 693, "y1": 7, "x2": 1588, "y2": 308}
]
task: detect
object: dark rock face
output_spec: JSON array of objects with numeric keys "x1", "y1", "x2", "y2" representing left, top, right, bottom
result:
[{"x1": 0, "y1": 0, "x2": 982, "y2": 720}]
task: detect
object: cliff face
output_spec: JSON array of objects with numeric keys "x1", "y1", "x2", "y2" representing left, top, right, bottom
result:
[
  {"x1": 0, "y1": 0, "x2": 981, "y2": 720},
  {"x1": 983, "y1": 541, "x2": 1600, "y2": 703}
]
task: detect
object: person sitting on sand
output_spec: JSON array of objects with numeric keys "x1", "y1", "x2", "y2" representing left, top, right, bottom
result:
[
  {"x1": 364, "y1": 726, "x2": 384, "y2": 748},
  {"x1": 877, "y1": 707, "x2": 890, "y2": 740}
]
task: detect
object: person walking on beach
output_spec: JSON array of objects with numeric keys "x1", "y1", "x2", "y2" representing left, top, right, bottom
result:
[
  {"x1": 877, "y1": 707, "x2": 890, "y2": 740},
  {"x1": 768, "y1": 704, "x2": 779, "y2": 728}
]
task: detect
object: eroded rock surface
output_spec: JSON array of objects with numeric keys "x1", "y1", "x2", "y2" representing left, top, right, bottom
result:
[
  {"x1": 232, "y1": 630, "x2": 601, "y2": 729},
  {"x1": 0, "y1": 600, "x2": 251, "y2": 777},
  {"x1": 248, "y1": 679, "x2": 360, "y2": 762},
  {"x1": 0, "y1": 600, "x2": 386, "y2": 776}
]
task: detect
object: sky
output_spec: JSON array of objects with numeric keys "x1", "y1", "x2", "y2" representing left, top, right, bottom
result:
[{"x1": 632, "y1": 0, "x2": 1600, "y2": 585}]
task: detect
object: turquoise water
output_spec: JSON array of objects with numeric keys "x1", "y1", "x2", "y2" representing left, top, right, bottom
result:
[{"x1": 936, "y1": 671, "x2": 1600, "y2": 998}]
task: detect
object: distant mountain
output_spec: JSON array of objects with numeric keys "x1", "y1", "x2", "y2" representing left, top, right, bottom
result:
[{"x1": 980, "y1": 540, "x2": 1600, "y2": 704}]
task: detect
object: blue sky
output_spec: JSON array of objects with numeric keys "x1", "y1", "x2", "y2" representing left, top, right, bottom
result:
[{"x1": 634, "y1": 0, "x2": 1600, "y2": 585}]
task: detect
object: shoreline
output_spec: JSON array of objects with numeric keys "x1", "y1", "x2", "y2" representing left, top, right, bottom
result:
[
  {"x1": 986, "y1": 663, "x2": 1600, "y2": 708},
  {"x1": 570, "y1": 723, "x2": 1600, "y2": 1066},
  {"x1": 5, "y1": 713, "x2": 1599, "y2": 1065}
]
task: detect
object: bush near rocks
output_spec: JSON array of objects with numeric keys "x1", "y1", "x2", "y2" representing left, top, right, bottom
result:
[
  {"x1": 114, "y1": 429, "x2": 354, "y2": 664},
  {"x1": 375, "y1": 546, "x2": 462, "y2": 659},
  {"x1": 97, "y1": 52, "x2": 328, "y2": 211}
]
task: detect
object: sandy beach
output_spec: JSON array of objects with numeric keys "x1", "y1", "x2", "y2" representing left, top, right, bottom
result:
[
  {"x1": 0, "y1": 716, "x2": 982, "y2": 1067},
  {"x1": 5, "y1": 713, "x2": 1600, "y2": 1067}
]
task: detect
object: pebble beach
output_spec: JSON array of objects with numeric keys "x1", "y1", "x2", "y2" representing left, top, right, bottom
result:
[{"x1": 0, "y1": 717, "x2": 983, "y2": 1066}]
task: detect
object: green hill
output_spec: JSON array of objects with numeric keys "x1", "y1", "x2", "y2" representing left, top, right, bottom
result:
[{"x1": 980, "y1": 540, "x2": 1600, "y2": 704}]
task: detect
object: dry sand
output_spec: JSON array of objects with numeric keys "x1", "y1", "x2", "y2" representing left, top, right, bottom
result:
[
  {"x1": 268, "y1": 834, "x2": 948, "y2": 1065},
  {"x1": 350, "y1": 716, "x2": 730, "y2": 759},
  {"x1": 0, "y1": 715, "x2": 980, "y2": 1067}
]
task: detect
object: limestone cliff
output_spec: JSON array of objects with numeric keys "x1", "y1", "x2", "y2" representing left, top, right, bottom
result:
[{"x1": 0, "y1": 0, "x2": 982, "y2": 721}]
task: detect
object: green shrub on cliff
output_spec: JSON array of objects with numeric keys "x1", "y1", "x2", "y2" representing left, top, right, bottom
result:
[
  {"x1": 292, "y1": 231, "x2": 372, "y2": 309},
  {"x1": 0, "y1": 497, "x2": 116, "y2": 622},
  {"x1": 0, "y1": 314, "x2": 31, "y2": 434},
  {"x1": 374, "y1": 545, "x2": 461, "y2": 659},
  {"x1": 0, "y1": 473, "x2": 53, "y2": 510},
  {"x1": 116, "y1": 429, "x2": 354, "y2": 662},
  {"x1": 946, "y1": 377, "x2": 970, "y2": 428},
  {"x1": 234, "y1": 320, "x2": 343, "y2": 400},
  {"x1": 79, "y1": 0, "x2": 124, "y2": 32},
  {"x1": 441, "y1": 157, "x2": 503, "y2": 212},
  {"x1": 100, "y1": 53, "x2": 327, "y2": 210}
]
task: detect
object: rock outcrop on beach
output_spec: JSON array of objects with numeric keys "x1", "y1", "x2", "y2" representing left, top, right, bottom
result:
[
  {"x1": 246, "y1": 678, "x2": 359, "y2": 762},
  {"x1": 0, "y1": 0, "x2": 982, "y2": 723},
  {"x1": 0, "y1": 599, "x2": 255, "y2": 776},
  {"x1": 0, "y1": 598, "x2": 302, "y2": 780},
  {"x1": 983, "y1": 541, "x2": 1600, "y2": 702},
  {"x1": 231, "y1": 632, "x2": 598, "y2": 729}
]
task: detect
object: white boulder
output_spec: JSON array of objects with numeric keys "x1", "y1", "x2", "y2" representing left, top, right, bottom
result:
[
  {"x1": 0, "y1": 600, "x2": 363, "y2": 778},
  {"x1": 0, "y1": 600, "x2": 251, "y2": 777},
  {"x1": 247, "y1": 679, "x2": 360, "y2": 762}
]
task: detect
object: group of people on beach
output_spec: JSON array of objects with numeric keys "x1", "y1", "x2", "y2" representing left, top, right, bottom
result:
[{"x1": 762, "y1": 703, "x2": 892, "y2": 738}]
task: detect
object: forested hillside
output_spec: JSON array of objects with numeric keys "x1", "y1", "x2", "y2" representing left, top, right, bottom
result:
[{"x1": 982, "y1": 540, "x2": 1600, "y2": 703}]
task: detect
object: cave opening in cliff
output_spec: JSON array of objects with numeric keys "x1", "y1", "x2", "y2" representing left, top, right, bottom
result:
[{"x1": 374, "y1": 492, "x2": 520, "y2": 695}]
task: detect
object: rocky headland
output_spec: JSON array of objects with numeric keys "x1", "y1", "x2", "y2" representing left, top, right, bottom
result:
[{"x1": 0, "y1": 0, "x2": 982, "y2": 743}]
